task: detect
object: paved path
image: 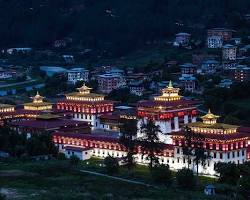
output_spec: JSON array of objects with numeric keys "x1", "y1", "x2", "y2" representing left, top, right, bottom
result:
[
  {"x1": 79, "y1": 169, "x2": 156, "y2": 188},
  {"x1": 0, "y1": 79, "x2": 36, "y2": 88}
]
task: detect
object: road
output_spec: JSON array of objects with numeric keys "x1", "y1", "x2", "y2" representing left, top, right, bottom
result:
[{"x1": 79, "y1": 169, "x2": 156, "y2": 188}]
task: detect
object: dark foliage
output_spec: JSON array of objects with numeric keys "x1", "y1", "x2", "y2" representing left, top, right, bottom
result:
[
  {"x1": 0, "y1": 0, "x2": 249, "y2": 56},
  {"x1": 104, "y1": 155, "x2": 119, "y2": 175},
  {"x1": 151, "y1": 164, "x2": 172, "y2": 185},
  {"x1": 176, "y1": 168, "x2": 196, "y2": 189}
]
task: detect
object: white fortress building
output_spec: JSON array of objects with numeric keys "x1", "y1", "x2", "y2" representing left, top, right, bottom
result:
[
  {"x1": 57, "y1": 84, "x2": 113, "y2": 129},
  {"x1": 136, "y1": 82, "x2": 198, "y2": 144}
]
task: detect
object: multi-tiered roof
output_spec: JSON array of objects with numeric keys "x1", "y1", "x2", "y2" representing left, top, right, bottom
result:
[
  {"x1": 65, "y1": 83, "x2": 105, "y2": 102},
  {"x1": 23, "y1": 92, "x2": 53, "y2": 111},
  {"x1": 154, "y1": 81, "x2": 182, "y2": 102},
  {"x1": 57, "y1": 83, "x2": 113, "y2": 114}
]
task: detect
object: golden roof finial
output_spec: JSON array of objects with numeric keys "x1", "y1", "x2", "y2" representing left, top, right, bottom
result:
[
  {"x1": 168, "y1": 80, "x2": 173, "y2": 88},
  {"x1": 31, "y1": 91, "x2": 44, "y2": 103},
  {"x1": 77, "y1": 83, "x2": 92, "y2": 94}
]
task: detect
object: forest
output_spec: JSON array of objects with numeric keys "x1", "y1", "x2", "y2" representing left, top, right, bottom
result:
[{"x1": 0, "y1": 0, "x2": 250, "y2": 56}]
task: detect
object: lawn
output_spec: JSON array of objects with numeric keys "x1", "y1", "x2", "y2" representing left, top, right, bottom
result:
[{"x1": 0, "y1": 159, "x2": 226, "y2": 200}]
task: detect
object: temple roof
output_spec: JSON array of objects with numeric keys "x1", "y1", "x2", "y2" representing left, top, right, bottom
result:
[
  {"x1": 0, "y1": 104, "x2": 15, "y2": 109},
  {"x1": 65, "y1": 83, "x2": 105, "y2": 100},
  {"x1": 154, "y1": 81, "x2": 182, "y2": 102},
  {"x1": 188, "y1": 121, "x2": 239, "y2": 130},
  {"x1": 36, "y1": 113, "x2": 61, "y2": 120},
  {"x1": 201, "y1": 109, "x2": 220, "y2": 120},
  {"x1": 24, "y1": 91, "x2": 52, "y2": 108}
]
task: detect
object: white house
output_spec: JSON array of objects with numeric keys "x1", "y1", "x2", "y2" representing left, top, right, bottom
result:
[
  {"x1": 64, "y1": 146, "x2": 93, "y2": 160},
  {"x1": 67, "y1": 68, "x2": 89, "y2": 84}
]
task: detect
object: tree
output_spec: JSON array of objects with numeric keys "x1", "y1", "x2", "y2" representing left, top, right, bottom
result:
[
  {"x1": 119, "y1": 118, "x2": 137, "y2": 173},
  {"x1": 104, "y1": 156, "x2": 119, "y2": 175},
  {"x1": 176, "y1": 168, "x2": 196, "y2": 189},
  {"x1": 215, "y1": 162, "x2": 241, "y2": 185},
  {"x1": 182, "y1": 126, "x2": 194, "y2": 169},
  {"x1": 139, "y1": 120, "x2": 164, "y2": 171},
  {"x1": 151, "y1": 164, "x2": 172, "y2": 185},
  {"x1": 192, "y1": 132, "x2": 210, "y2": 176},
  {"x1": 70, "y1": 155, "x2": 80, "y2": 166},
  {"x1": 182, "y1": 127, "x2": 210, "y2": 175}
]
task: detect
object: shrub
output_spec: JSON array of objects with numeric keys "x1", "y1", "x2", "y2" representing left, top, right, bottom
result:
[
  {"x1": 214, "y1": 162, "x2": 240, "y2": 185},
  {"x1": 176, "y1": 168, "x2": 196, "y2": 189},
  {"x1": 70, "y1": 155, "x2": 80, "y2": 166},
  {"x1": 151, "y1": 164, "x2": 172, "y2": 185},
  {"x1": 104, "y1": 156, "x2": 119, "y2": 175},
  {"x1": 57, "y1": 152, "x2": 66, "y2": 160}
]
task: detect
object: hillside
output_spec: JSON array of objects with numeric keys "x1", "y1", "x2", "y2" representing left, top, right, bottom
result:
[{"x1": 0, "y1": 0, "x2": 250, "y2": 56}]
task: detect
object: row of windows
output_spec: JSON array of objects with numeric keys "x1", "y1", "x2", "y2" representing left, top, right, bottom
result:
[{"x1": 176, "y1": 148, "x2": 245, "y2": 159}]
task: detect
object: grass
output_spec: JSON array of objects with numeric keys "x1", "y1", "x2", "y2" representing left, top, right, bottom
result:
[{"x1": 0, "y1": 159, "x2": 229, "y2": 200}]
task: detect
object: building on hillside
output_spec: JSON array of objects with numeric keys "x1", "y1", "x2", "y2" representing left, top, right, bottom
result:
[
  {"x1": 218, "y1": 79, "x2": 233, "y2": 88},
  {"x1": 171, "y1": 110, "x2": 249, "y2": 175},
  {"x1": 137, "y1": 81, "x2": 198, "y2": 144},
  {"x1": 179, "y1": 75, "x2": 196, "y2": 93},
  {"x1": 6, "y1": 48, "x2": 32, "y2": 55},
  {"x1": 201, "y1": 60, "x2": 220, "y2": 74},
  {"x1": 97, "y1": 73, "x2": 126, "y2": 94},
  {"x1": 0, "y1": 69, "x2": 16, "y2": 79},
  {"x1": 129, "y1": 82, "x2": 144, "y2": 96},
  {"x1": 67, "y1": 68, "x2": 89, "y2": 84},
  {"x1": 180, "y1": 63, "x2": 197, "y2": 75},
  {"x1": 56, "y1": 84, "x2": 114, "y2": 129},
  {"x1": 174, "y1": 33, "x2": 191, "y2": 46},
  {"x1": 222, "y1": 44, "x2": 237, "y2": 61},
  {"x1": 207, "y1": 36, "x2": 223, "y2": 48},
  {"x1": 207, "y1": 28, "x2": 233, "y2": 41},
  {"x1": 232, "y1": 65, "x2": 250, "y2": 82}
]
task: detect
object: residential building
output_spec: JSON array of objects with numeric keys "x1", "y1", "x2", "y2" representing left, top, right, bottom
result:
[
  {"x1": 179, "y1": 75, "x2": 196, "y2": 93},
  {"x1": 67, "y1": 68, "x2": 89, "y2": 84},
  {"x1": 0, "y1": 69, "x2": 16, "y2": 79},
  {"x1": 201, "y1": 59, "x2": 220, "y2": 74},
  {"x1": 129, "y1": 82, "x2": 144, "y2": 96},
  {"x1": 207, "y1": 36, "x2": 223, "y2": 48},
  {"x1": 222, "y1": 44, "x2": 237, "y2": 61},
  {"x1": 180, "y1": 63, "x2": 197, "y2": 75},
  {"x1": 207, "y1": 28, "x2": 233, "y2": 41},
  {"x1": 174, "y1": 33, "x2": 191, "y2": 46},
  {"x1": 218, "y1": 79, "x2": 233, "y2": 88},
  {"x1": 97, "y1": 74, "x2": 126, "y2": 94},
  {"x1": 232, "y1": 65, "x2": 250, "y2": 82}
]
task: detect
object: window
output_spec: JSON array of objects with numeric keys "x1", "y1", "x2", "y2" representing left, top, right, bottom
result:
[
  {"x1": 85, "y1": 152, "x2": 88, "y2": 155},
  {"x1": 220, "y1": 153, "x2": 223, "y2": 159},
  {"x1": 232, "y1": 152, "x2": 235, "y2": 158},
  {"x1": 242, "y1": 150, "x2": 245, "y2": 156},
  {"x1": 227, "y1": 153, "x2": 230, "y2": 159},
  {"x1": 177, "y1": 148, "x2": 180, "y2": 154},
  {"x1": 214, "y1": 152, "x2": 217, "y2": 158},
  {"x1": 177, "y1": 158, "x2": 179, "y2": 163},
  {"x1": 68, "y1": 151, "x2": 70, "y2": 155},
  {"x1": 237, "y1": 151, "x2": 240, "y2": 157}
]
